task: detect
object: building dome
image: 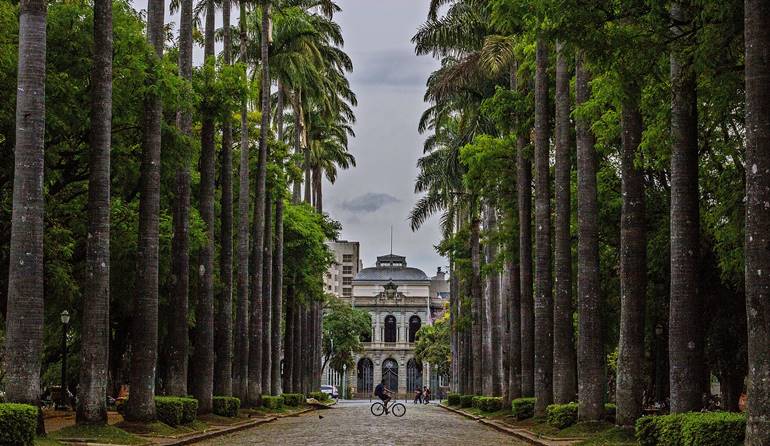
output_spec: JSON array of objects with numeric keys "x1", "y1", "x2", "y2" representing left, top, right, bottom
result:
[{"x1": 353, "y1": 253, "x2": 429, "y2": 282}]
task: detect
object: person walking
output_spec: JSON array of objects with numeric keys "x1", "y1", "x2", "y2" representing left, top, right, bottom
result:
[
  {"x1": 423, "y1": 386, "x2": 431, "y2": 404},
  {"x1": 413, "y1": 386, "x2": 423, "y2": 404}
]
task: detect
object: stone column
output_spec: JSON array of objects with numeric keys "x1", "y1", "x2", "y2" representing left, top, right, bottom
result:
[
  {"x1": 373, "y1": 356, "x2": 382, "y2": 393},
  {"x1": 373, "y1": 311, "x2": 380, "y2": 344},
  {"x1": 398, "y1": 357, "x2": 407, "y2": 398}
]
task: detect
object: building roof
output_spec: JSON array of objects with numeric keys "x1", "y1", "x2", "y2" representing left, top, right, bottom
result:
[{"x1": 354, "y1": 253, "x2": 429, "y2": 282}]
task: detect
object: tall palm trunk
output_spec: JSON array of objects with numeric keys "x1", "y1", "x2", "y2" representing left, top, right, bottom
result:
[
  {"x1": 575, "y1": 53, "x2": 603, "y2": 422},
  {"x1": 553, "y1": 42, "x2": 577, "y2": 405},
  {"x1": 533, "y1": 38, "x2": 553, "y2": 416},
  {"x1": 168, "y1": 0, "x2": 192, "y2": 397},
  {"x1": 215, "y1": 0, "x2": 234, "y2": 397},
  {"x1": 271, "y1": 195, "x2": 284, "y2": 395},
  {"x1": 192, "y1": 0, "x2": 216, "y2": 414},
  {"x1": 485, "y1": 204, "x2": 502, "y2": 396},
  {"x1": 616, "y1": 81, "x2": 647, "y2": 427},
  {"x1": 5, "y1": 0, "x2": 46, "y2": 411},
  {"x1": 517, "y1": 126, "x2": 534, "y2": 398},
  {"x1": 506, "y1": 257, "x2": 522, "y2": 402},
  {"x1": 125, "y1": 0, "x2": 164, "y2": 421},
  {"x1": 292, "y1": 297, "x2": 302, "y2": 392},
  {"x1": 470, "y1": 203, "x2": 483, "y2": 395},
  {"x1": 669, "y1": 1, "x2": 703, "y2": 414},
  {"x1": 744, "y1": 0, "x2": 770, "y2": 442},
  {"x1": 450, "y1": 254, "x2": 459, "y2": 392},
  {"x1": 283, "y1": 283, "x2": 294, "y2": 392},
  {"x1": 292, "y1": 91, "x2": 303, "y2": 204},
  {"x1": 248, "y1": 0, "x2": 272, "y2": 406},
  {"x1": 233, "y1": 0, "x2": 251, "y2": 402},
  {"x1": 77, "y1": 0, "x2": 111, "y2": 424},
  {"x1": 261, "y1": 192, "x2": 273, "y2": 393}
]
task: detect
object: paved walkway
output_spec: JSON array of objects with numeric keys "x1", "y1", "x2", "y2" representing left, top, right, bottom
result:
[{"x1": 194, "y1": 400, "x2": 525, "y2": 445}]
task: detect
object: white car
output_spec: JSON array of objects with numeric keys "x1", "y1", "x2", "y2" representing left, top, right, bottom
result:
[{"x1": 320, "y1": 384, "x2": 339, "y2": 399}]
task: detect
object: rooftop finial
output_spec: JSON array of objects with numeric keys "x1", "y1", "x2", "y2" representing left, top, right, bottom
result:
[{"x1": 390, "y1": 225, "x2": 393, "y2": 255}]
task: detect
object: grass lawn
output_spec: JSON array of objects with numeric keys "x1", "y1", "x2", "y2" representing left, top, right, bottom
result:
[
  {"x1": 246, "y1": 405, "x2": 308, "y2": 417},
  {"x1": 459, "y1": 407, "x2": 512, "y2": 419},
  {"x1": 116, "y1": 419, "x2": 209, "y2": 437},
  {"x1": 575, "y1": 426, "x2": 637, "y2": 445},
  {"x1": 199, "y1": 413, "x2": 250, "y2": 426},
  {"x1": 34, "y1": 438, "x2": 66, "y2": 446},
  {"x1": 49, "y1": 424, "x2": 146, "y2": 444}
]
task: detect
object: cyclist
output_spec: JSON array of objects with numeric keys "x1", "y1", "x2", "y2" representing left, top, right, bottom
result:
[{"x1": 374, "y1": 379, "x2": 394, "y2": 413}]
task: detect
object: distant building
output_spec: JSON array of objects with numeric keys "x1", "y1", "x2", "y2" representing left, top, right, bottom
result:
[
  {"x1": 339, "y1": 253, "x2": 450, "y2": 398},
  {"x1": 323, "y1": 240, "x2": 362, "y2": 298}
]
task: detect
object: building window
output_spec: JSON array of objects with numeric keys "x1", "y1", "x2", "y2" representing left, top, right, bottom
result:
[
  {"x1": 343, "y1": 254, "x2": 353, "y2": 263},
  {"x1": 342, "y1": 277, "x2": 352, "y2": 286},
  {"x1": 343, "y1": 265, "x2": 353, "y2": 275},
  {"x1": 342, "y1": 288, "x2": 352, "y2": 297},
  {"x1": 409, "y1": 316, "x2": 422, "y2": 343},
  {"x1": 384, "y1": 315, "x2": 397, "y2": 342}
]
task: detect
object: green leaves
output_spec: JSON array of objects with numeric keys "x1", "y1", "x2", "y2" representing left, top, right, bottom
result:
[{"x1": 321, "y1": 297, "x2": 371, "y2": 372}]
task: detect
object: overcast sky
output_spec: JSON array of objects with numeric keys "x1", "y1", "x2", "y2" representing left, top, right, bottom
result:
[{"x1": 129, "y1": 0, "x2": 446, "y2": 275}]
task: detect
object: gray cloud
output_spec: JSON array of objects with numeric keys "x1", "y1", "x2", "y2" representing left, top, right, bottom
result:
[
  {"x1": 340, "y1": 193, "x2": 400, "y2": 213},
  {"x1": 348, "y1": 50, "x2": 435, "y2": 87}
]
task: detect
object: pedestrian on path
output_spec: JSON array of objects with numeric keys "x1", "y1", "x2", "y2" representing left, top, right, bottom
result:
[
  {"x1": 414, "y1": 386, "x2": 423, "y2": 404},
  {"x1": 423, "y1": 386, "x2": 431, "y2": 404}
]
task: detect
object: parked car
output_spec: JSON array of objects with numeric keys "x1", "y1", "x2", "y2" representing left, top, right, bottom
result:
[{"x1": 320, "y1": 385, "x2": 339, "y2": 399}]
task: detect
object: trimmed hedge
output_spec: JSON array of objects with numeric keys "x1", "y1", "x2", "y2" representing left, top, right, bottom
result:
[
  {"x1": 212, "y1": 396, "x2": 240, "y2": 418},
  {"x1": 546, "y1": 403, "x2": 578, "y2": 429},
  {"x1": 512, "y1": 397, "x2": 535, "y2": 420},
  {"x1": 154, "y1": 397, "x2": 198, "y2": 426},
  {"x1": 261, "y1": 395, "x2": 284, "y2": 409},
  {"x1": 635, "y1": 412, "x2": 746, "y2": 446},
  {"x1": 604, "y1": 403, "x2": 617, "y2": 422},
  {"x1": 447, "y1": 393, "x2": 462, "y2": 406},
  {"x1": 282, "y1": 393, "x2": 305, "y2": 407},
  {"x1": 459, "y1": 394, "x2": 475, "y2": 408},
  {"x1": 0, "y1": 403, "x2": 37, "y2": 446},
  {"x1": 471, "y1": 396, "x2": 503, "y2": 412},
  {"x1": 308, "y1": 391, "x2": 330, "y2": 402}
]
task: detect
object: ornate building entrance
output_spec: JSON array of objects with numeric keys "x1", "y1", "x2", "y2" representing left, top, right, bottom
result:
[
  {"x1": 382, "y1": 358, "x2": 399, "y2": 392},
  {"x1": 357, "y1": 358, "x2": 373, "y2": 396}
]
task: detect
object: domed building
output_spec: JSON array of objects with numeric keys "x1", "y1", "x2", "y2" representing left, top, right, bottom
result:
[{"x1": 341, "y1": 253, "x2": 449, "y2": 398}]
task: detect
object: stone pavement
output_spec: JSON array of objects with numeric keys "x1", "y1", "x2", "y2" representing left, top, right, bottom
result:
[{"x1": 194, "y1": 400, "x2": 526, "y2": 445}]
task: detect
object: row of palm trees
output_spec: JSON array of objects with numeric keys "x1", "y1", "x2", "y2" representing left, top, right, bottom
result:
[
  {"x1": 411, "y1": 0, "x2": 768, "y2": 443},
  {"x1": 3, "y1": 0, "x2": 355, "y2": 427}
]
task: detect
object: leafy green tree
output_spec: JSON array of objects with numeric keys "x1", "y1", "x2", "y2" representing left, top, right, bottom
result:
[
  {"x1": 321, "y1": 297, "x2": 370, "y2": 374},
  {"x1": 414, "y1": 312, "x2": 452, "y2": 379}
]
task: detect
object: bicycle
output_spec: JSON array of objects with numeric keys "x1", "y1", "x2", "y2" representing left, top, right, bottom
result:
[{"x1": 371, "y1": 400, "x2": 406, "y2": 417}]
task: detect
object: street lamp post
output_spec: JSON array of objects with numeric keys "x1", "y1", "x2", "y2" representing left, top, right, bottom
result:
[
  {"x1": 342, "y1": 364, "x2": 347, "y2": 400},
  {"x1": 60, "y1": 310, "x2": 70, "y2": 410}
]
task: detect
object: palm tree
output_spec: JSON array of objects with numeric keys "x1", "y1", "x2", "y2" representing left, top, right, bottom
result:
[
  {"x1": 77, "y1": 0, "x2": 112, "y2": 424},
  {"x1": 167, "y1": 0, "x2": 192, "y2": 399},
  {"x1": 575, "y1": 53, "x2": 603, "y2": 422},
  {"x1": 248, "y1": 0, "x2": 272, "y2": 406},
  {"x1": 668, "y1": 1, "x2": 703, "y2": 414},
  {"x1": 533, "y1": 37, "x2": 553, "y2": 417},
  {"x1": 125, "y1": 0, "x2": 164, "y2": 421},
  {"x1": 215, "y1": 0, "x2": 234, "y2": 398},
  {"x1": 233, "y1": 0, "x2": 251, "y2": 403},
  {"x1": 616, "y1": 81, "x2": 646, "y2": 427},
  {"x1": 261, "y1": 190, "x2": 273, "y2": 394},
  {"x1": 744, "y1": 0, "x2": 770, "y2": 442},
  {"x1": 553, "y1": 41, "x2": 577, "y2": 405},
  {"x1": 271, "y1": 192, "x2": 284, "y2": 395},
  {"x1": 191, "y1": 0, "x2": 217, "y2": 415},
  {"x1": 4, "y1": 0, "x2": 47, "y2": 411}
]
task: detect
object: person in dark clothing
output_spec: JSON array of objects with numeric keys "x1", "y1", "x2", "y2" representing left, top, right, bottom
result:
[
  {"x1": 423, "y1": 386, "x2": 431, "y2": 404},
  {"x1": 414, "y1": 386, "x2": 423, "y2": 404},
  {"x1": 374, "y1": 379, "x2": 393, "y2": 413}
]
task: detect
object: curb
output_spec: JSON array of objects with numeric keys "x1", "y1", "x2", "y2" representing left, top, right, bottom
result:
[{"x1": 162, "y1": 417, "x2": 278, "y2": 446}]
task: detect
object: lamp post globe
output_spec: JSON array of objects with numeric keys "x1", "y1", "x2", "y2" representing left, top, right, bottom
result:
[
  {"x1": 342, "y1": 364, "x2": 347, "y2": 400},
  {"x1": 60, "y1": 310, "x2": 70, "y2": 410}
]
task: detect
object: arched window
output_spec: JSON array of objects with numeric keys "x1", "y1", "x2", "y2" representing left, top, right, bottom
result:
[
  {"x1": 357, "y1": 358, "x2": 374, "y2": 395},
  {"x1": 384, "y1": 315, "x2": 397, "y2": 343},
  {"x1": 408, "y1": 315, "x2": 422, "y2": 343},
  {"x1": 382, "y1": 358, "x2": 398, "y2": 392},
  {"x1": 407, "y1": 358, "x2": 422, "y2": 391}
]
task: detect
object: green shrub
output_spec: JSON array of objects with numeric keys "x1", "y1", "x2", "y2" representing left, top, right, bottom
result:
[
  {"x1": 680, "y1": 412, "x2": 745, "y2": 446},
  {"x1": 546, "y1": 402, "x2": 579, "y2": 429},
  {"x1": 261, "y1": 395, "x2": 284, "y2": 409},
  {"x1": 512, "y1": 397, "x2": 536, "y2": 420},
  {"x1": 154, "y1": 397, "x2": 185, "y2": 426},
  {"x1": 471, "y1": 396, "x2": 483, "y2": 409},
  {"x1": 636, "y1": 412, "x2": 746, "y2": 446},
  {"x1": 282, "y1": 393, "x2": 305, "y2": 407},
  {"x1": 212, "y1": 397, "x2": 240, "y2": 417},
  {"x1": 447, "y1": 393, "x2": 461, "y2": 406},
  {"x1": 179, "y1": 397, "x2": 198, "y2": 424},
  {"x1": 307, "y1": 391, "x2": 330, "y2": 402},
  {"x1": 471, "y1": 396, "x2": 503, "y2": 412},
  {"x1": 0, "y1": 403, "x2": 37, "y2": 446},
  {"x1": 459, "y1": 394, "x2": 475, "y2": 408},
  {"x1": 604, "y1": 403, "x2": 617, "y2": 422}
]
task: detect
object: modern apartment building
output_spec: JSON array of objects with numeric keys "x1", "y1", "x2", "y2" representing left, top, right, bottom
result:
[{"x1": 323, "y1": 240, "x2": 362, "y2": 298}]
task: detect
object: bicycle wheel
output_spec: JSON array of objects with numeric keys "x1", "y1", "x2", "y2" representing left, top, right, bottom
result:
[
  {"x1": 391, "y1": 403, "x2": 406, "y2": 417},
  {"x1": 370, "y1": 402, "x2": 385, "y2": 416}
]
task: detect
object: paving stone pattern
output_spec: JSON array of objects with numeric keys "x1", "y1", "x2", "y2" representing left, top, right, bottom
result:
[{"x1": 195, "y1": 401, "x2": 526, "y2": 445}]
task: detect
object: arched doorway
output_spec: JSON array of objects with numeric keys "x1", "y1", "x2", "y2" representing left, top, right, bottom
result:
[
  {"x1": 357, "y1": 358, "x2": 373, "y2": 396},
  {"x1": 384, "y1": 315, "x2": 397, "y2": 342},
  {"x1": 407, "y1": 358, "x2": 422, "y2": 392},
  {"x1": 382, "y1": 358, "x2": 398, "y2": 392},
  {"x1": 408, "y1": 315, "x2": 421, "y2": 343}
]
